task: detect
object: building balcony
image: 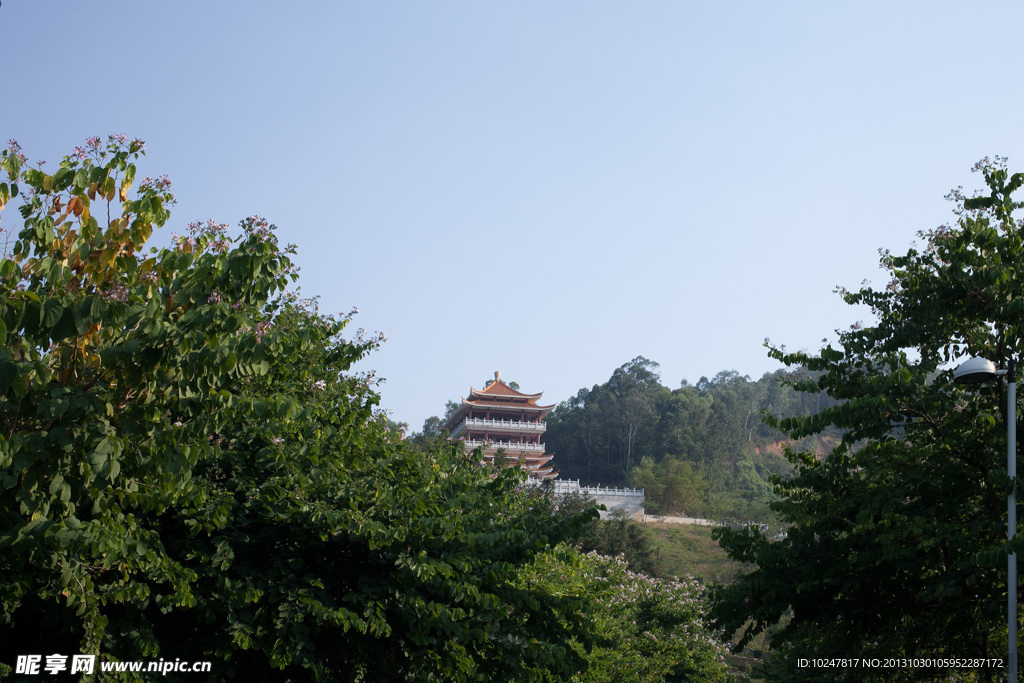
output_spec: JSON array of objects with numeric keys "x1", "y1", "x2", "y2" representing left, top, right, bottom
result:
[
  {"x1": 463, "y1": 440, "x2": 546, "y2": 453},
  {"x1": 451, "y1": 418, "x2": 546, "y2": 438}
]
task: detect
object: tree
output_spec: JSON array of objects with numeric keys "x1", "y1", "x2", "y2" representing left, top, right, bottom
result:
[
  {"x1": 547, "y1": 488, "x2": 662, "y2": 575},
  {"x1": 484, "y1": 377, "x2": 520, "y2": 391},
  {"x1": 548, "y1": 386, "x2": 603, "y2": 472},
  {"x1": 630, "y1": 455, "x2": 707, "y2": 517},
  {"x1": 419, "y1": 414, "x2": 445, "y2": 437},
  {"x1": 547, "y1": 358, "x2": 669, "y2": 484},
  {"x1": 548, "y1": 359, "x2": 806, "y2": 521},
  {"x1": 520, "y1": 546, "x2": 731, "y2": 682},
  {"x1": 607, "y1": 356, "x2": 665, "y2": 473},
  {"x1": 712, "y1": 157, "x2": 1024, "y2": 681},
  {"x1": 0, "y1": 138, "x2": 600, "y2": 681},
  {"x1": 655, "y1": 386, "x2": 714, "y2": 464}
]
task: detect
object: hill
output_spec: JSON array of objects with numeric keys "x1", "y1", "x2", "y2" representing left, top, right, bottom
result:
[{"x1": 543, "y1": 357, "x2": 843, "y2": 523}]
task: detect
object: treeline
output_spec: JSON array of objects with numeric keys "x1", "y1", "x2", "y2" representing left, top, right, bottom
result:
[{"x1": 545, "y1": 356, "x2": 842, "y2": 521}]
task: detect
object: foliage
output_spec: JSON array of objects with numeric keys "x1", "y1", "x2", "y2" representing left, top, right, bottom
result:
[
  {"x1": 520, "y1": 546, "x2": 731, "y2": 683},
  {"x1": 712, "y1": 157, "x2": 1024, "y2": 681},
  {"x1": 0, "y1": 138, "x2": 600, "y2": 681},
  {"x1": 421, "y1": 357, "x2": 828, "y2": 525},
  {"x1": 484, "y1": 377, "x2": 520, "y2": 391},
  {"x1": 578, "y1": 510, "x2": 661, "y2": 577},
  {"x1": 554, "y1": 490, "x2": 662, "y2": 576},
  {"x1": 631, "y1": 455, "x2": 706, "y2": 516},
  {"x1": 545, "y1": 358, "x2": 826, "y2": 522}
]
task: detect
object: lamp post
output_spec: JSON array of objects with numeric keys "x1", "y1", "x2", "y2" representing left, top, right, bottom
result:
[{"x1": 954, "y1": 356, "x2": 1017, "y2": 682}]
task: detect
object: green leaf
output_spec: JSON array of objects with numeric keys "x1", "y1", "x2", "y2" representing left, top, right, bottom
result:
[
  {"x1": 51, "y1": 306, "x2": 77, "y2": 341},
  {"x1": 54, "y1": 167, "x2": 74, "y2": 189},
  {"x1": 40, "y1": 298, "x2": 62, "y2": 328},
  {"x1": 0, "y1": 361, "x2": 17, "y2": 392},
  {"x1": 90, "y1": 296, "x2": 106, "y2": 321},
  {"x1": 48, "y1": 473, "x2": 64, "y2": 495}
]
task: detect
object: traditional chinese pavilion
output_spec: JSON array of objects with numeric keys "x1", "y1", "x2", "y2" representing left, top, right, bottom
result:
[{"x1": 444, "y1": 371, "x2": 557, "y2": 482}]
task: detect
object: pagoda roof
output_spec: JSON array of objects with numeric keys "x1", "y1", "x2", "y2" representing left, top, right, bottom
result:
[
  {"x1": 445, "y1": 398, "x2": 554, "y2": 431},
  {"x1": 460, "y1": 398, "x2": 555, "y2": 411},
  {"x1": 443, "y1": 373, "x2": 554, "y2": 430},
  {"x1": 468, "y1": 380, "x2": 544, "y2": 402}
]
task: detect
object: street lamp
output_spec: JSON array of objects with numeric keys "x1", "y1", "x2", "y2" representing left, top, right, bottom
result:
[{"x1": 955, "y1": 355, "x2": 1017, "y2": 682}]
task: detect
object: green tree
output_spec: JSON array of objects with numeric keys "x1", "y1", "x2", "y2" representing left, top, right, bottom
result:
[
  {"x1": 631, "y1": 455, "x2": 707, "y2": 516},
  {"x1": 547, "y1": 358, "x2": 668, "y2": 484},
  {"x1": 712, "y1": 157, "x2": 1024, "y2": 681},
  {"x1": 0, "y1": 138, "x2": 600, "y2": 681},
  {"x1": 484, "y1": 377, "x2": 520, "y2": 390},
  {"x1": 419, "y1": 414, "x2": 445, "y2": 436},
  {"x1": 520, "y1": 546, "x2": 730, "y2": 682},
  {"x1": 654, "y1": 386, "x2": 714, "y2": 466},
  {"x1": 607, "y1": 356, "x2": 666, "y2": 473}
]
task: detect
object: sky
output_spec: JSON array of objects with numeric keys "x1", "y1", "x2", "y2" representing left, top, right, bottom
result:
[{"x1": 2, "y1": 2, "x2": 1024, "y2": 431}]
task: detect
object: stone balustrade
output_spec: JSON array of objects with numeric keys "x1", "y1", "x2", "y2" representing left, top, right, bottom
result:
[
  {"x1": 551, "y1": 479, "x2": 645, "y2": 498},
  {"x1": 452, "y1": 418, "x2": 547, "y2": 435},
  {"x1": 463, "y1": 440, "x2": 546, "y2": 453}
]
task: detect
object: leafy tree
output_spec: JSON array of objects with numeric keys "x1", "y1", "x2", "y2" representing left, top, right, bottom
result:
[
  {"x1": 606, "y1": 356, "x2": 666, "y2": 472},
  {"x1": 520, "y1": 546, "x2": 730, "y2": 682},
  {"x1": 654, "y1": 387, "x2": 714, "y2": 467},
  {"x1": 547, "y1": 385, "x2": 616, "y2": 481},
  {"x1": 405, "y1": 414, "x2": 448, "y2": 453},
  {"x1": 547, "y1": 386, "x2": 603, "y2": 472},
  {"x1": 546, "y1": 358, "x2": 669, "y2": 483},
  {"x1": 630, "y1": 455, "x2": 707, "y2": 516},
  {"x1": 484, "y1": 377, "x2": 520, "y2": 391},
  {"x1": 712, "y1": 157, "x2": 1024, "y2": 681},
  {"x1": 419, "y1": 414, "x2": 445, "y2": 437},
  {"x1": 0, "y1": 138, "x2": 600, "y2": 681}
]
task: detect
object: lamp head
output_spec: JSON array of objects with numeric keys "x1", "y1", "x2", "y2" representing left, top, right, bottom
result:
[{"x1": 953, "y1": 357, "x2": 999, "y2": 384}]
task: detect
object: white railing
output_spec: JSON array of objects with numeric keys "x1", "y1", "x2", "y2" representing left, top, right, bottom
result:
[
  {"x1": 464, "y1": 417, "x2": 546, "y2": 430},
  {"x1": 552, "y1": 479, "x2": 645, "y2": 498},
  {"x1": 464, "y1": 440, "x2": 546, "y2": 453},
  {"x1": 452, "y1": 418, "x2": 546, "y2": 436}
]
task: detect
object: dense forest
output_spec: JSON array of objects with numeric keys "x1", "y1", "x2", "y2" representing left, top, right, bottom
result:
[
  {"x1": 544, "y1": 356, "x2": 843, "y2": 522},
  {"x1": 416, "y1": 356, "x2": 842, "y2": 524}
]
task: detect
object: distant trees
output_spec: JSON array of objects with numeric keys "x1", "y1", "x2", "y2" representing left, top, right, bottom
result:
[
  {"x1": 545, "y1": 358, "x2": 838, "y2": 520},
  {"x1": 420, "y1": 414, "x2": 445, "y2": 436},
  {"x1": 607, "y1": 357, "x2": 665, "y2": 472},
  {"x1": 631, "y1": 456, "x2": 706, "y2": 516},
  {"x1": 545, "y1": 357, "x2": 668, "y2": 483},
  {"x1": 484, "y1": 377, "x2": 520, "y2": 390}
]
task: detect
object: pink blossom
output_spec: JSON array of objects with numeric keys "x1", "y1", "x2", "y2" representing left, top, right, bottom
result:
[{"x1": 254, "y1": 321, "x2": 273, "y2": 342}]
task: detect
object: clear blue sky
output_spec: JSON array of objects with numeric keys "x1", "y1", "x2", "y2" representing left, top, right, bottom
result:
[{"x1": 3, "y1": 2, "x2": 1023, "y2": 430}]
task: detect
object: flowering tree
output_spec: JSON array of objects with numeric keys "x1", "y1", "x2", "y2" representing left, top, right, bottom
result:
[
  {"x1": 0, "y1": 138, "x2": 599, "y2": 680},
  {"x1": 521, "y1": 546, "x2": 730, "y2": 682}
]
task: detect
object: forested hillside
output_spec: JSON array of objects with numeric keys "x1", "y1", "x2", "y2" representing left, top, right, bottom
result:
[{"x1": 544, "y1": 357, "x2": 842, "y2": 521}]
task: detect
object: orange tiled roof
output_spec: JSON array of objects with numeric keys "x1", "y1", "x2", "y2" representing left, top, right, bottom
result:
[
  {"x1": 444, "y1": 376, "x2": 554, "y2": 431},
  {"x1": 471, "y1": 379, "x2": 543, "y2": 399},
  {"x1": 461, "y1": 398, "x2": 555, "y2": 411}
]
